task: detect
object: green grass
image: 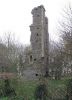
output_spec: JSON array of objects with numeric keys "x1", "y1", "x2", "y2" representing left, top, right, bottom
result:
[
  {"x1": 15, "y1": 79, "x2": 38, "y2": 100},
  {"x1": 47, "y1": 79, "x2": 68, "y2": 100},
  {"x1": 0, "y1": 97, "x2": 8, "y2": 100},
  {"x1": 14, "y1": 77, "x2": 69, "y2": 100},
  {"x1": 0, "y1": 77, "x2": 71, "y2": 100}
]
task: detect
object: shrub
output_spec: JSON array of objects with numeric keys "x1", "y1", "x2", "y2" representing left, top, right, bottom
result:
[
  {"x1": 3, "y1": 79, "x2": 16, "y2": 97},
  {"x1": 34, "y1": 84, "x2": 48, "y2": 100},
  {"x1": 66, "y1": 79, "x2": 72, "y2": 100}
]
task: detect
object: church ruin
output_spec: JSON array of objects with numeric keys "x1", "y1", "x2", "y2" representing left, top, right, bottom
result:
[
  {"x1": 30, "y1": 5, "x2": 49, "y2": 77},
  {"x1": 20, "y1": 5, "x2": 49, "y2": 79}
]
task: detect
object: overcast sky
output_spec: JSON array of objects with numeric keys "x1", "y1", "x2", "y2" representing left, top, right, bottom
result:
[{"x1": 0, "y1": 0, "x2": 71, "y2": 45}]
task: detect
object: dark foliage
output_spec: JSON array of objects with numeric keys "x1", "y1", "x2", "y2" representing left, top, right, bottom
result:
[
  {"x1": 66, "y1": 79, "x2": 72, "y2": 100},
  {"x1": 3, "y1": 79, "x2": 16, "y2": 97},
  {"x1": 34, "y1": 84, "x2": 48, "y2": 100}
]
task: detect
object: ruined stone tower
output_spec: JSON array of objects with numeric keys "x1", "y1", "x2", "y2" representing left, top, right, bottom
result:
[{"x1": 30, "y1": 5, "x2": 49, "y2": 76}]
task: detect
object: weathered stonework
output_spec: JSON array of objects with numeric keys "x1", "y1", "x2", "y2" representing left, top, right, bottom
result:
[
  {"x1": 30, "y1": 5, "x2": 49, "y2": 76},
  {"x1": 21, "y1": 5, "x2": 49, "y2": 79}
]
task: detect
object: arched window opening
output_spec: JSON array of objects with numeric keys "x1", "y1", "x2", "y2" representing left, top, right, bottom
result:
[
  {"x1": 34, "y1": 58, "x2": 36, "y2": 61},
  {"x1": 37, "y1": 27, "x2": 39, "y2": 29},
  {"x1": 30, "y1": 55, "x2": 32, "y2": 62},
  {"x1": 37, "y1": 33, "x2": 39, "y2": 36},
  {"x1": 37, "y1": 14, "x2": 39, "y2": 17}
]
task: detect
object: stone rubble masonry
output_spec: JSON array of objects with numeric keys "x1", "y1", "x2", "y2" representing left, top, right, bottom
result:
[{"x1": 30, "y1": 5, "x2": 49, "y2": 76}]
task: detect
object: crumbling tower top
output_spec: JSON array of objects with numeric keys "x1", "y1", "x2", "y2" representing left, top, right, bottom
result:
[
  {"x1": 31, "y1": 5, "x2": 45, "y2": 14},
  {"x1": 31, "y1": 5, "x2": 46, "y2": 26}
]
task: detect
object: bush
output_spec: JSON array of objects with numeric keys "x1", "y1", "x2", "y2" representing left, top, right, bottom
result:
[
  {"x1": 3, "y1": 79, "x2": 16, "y2": 97},
  {"x1": 34, "y1": 84, "x2": 48, "y2": 100},
  {"x1": 66, "y1": 79, "x2": 72, "y2": 100}
]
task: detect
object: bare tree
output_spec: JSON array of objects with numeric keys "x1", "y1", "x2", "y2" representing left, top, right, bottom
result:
[
  {"x1": 0, "y1": 33, "x2": 26, "y2": 73},
  {"x1": 58, "y1": 4, "x2": 72, "y2": 75},
  {"x1": 59, "y1": 4, "x2": 72, "y2": 56},
  {"x1": 49, "y1": 41, "x2": 64, "y2": 79}
]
